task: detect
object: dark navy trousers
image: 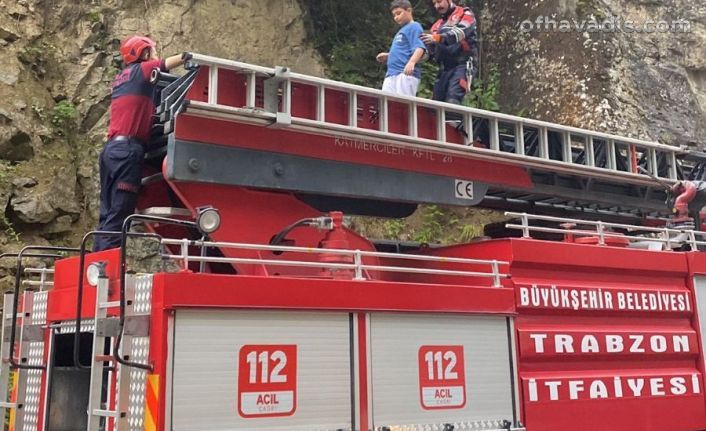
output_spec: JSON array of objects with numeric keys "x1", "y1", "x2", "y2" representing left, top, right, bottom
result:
[
  {"x1": 432, "y1": 64, "x2": 469, "y2": 104},
  {"x1": 94, "y1": 137, "x2": 144, "y2": 251}
]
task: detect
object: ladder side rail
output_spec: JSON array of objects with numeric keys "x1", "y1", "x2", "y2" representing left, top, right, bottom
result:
[
  {"x1": 284, "y1": 68, "x2": 682, "y2": 154},
  {"x1": 0, "y1": 294, "x2": 16, "y2": 418},
  {"x1": 114, "y1": 276, "x2": 136, "y2": 431},
  {"x1": 188, "y1": 54, "x2": 683, "y2": 163},
  {"x1": 87, "y1": 275, "x2": 111, "y2": 431},
  {"x1": 185, "y1": 55, "x2": 688, "y2": 183},
  {"x1": 11, "y1": 293, "x2": 32, "y2": 431}
]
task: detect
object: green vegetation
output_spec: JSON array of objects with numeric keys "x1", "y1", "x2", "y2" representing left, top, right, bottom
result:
[
  {"x1": 51, "y1": 100, "x2": 78, "y2": 134},
  {"x1": 0, "y1": 214, "x2": 21, "y2": 244},
  {"x1": 383, "y1": 218, "x2": 406, "y2": 239},
  {"x1": 298, "y1": 0, "x2": 438, "y2": 88},
  {"x1": 17, "y1": 41, "x2": 58, "y2": 80},
  {"x1": 464, "y1": 65, "x2": 500, "y2": 111},
  {"x1": 414, "y1": 205, "x2": 446, "y2": 243},
  {"x1": 86, "y1": 10, "x2": 102, "y2": 23}
]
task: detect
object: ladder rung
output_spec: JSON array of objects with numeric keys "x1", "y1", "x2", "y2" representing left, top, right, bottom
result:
[
  {"x1": 99, "y1": 301, "x2": 120, "y2": 309},
  {"x1": 92, "y1": 409, "x2": 120, "y2": 418},
  {"x1": 0, "y1": 402, "x2": 17, "y2": 408},
  {"x1": 94, "y1": 355, "x2": 114, "y2": 362}
]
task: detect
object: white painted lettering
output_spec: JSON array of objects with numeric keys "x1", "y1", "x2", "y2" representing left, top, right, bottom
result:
[
  {"x1": 555, "y1": 335, "x2": 574, "y2": 353},
  {"x1": 627, "y1": 378, "x2": 645, "y2": 396},
  {"x1": 589, "y1": 380, "x2": 608, "y2": 399},
  {"x1": 604, "y1": 291, "x2": 613, "y2": 309},
  {"x1": 673, "y1": 335, "x2": 689, "y2": 353},
  {"x1": 614, "y1": 377, "x2": 623, "y2": 398},
  {"x1": 569, "y1": 380, "x2": 584, "y2": 400},
  {"x1": 528, "y1": 378, "x2": 538, "y2": 402},
  {"x1": 530, "y1": 334, "x2": 547, "y2": 353},
  {"x1": 650, "y1": 378, "x2": 665, "y2": 396},
  {"x1": 545, "y1": 381, "x2": 562, "y2": 401},
  {"x1": 629, "y1": 335, "x2": 645, "y2": 353},
  {"x1": 670, "y1": 377, "x2": 686, "y2": 395},
  {"x1": 606, "y1": 335, "x2": 623, "y2": 353},
  {"x1": 650, "y1": 335, "x2": 667, "y2": 353},
  {"x1": 581, "y1": 335, "x2": 599, "y2": 353},
  {"x1": 617, "y1": 292, "x2": 626, "y2": 309}
]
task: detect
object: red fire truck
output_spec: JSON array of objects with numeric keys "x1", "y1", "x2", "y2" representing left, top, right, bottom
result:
[{"x1": 3, "y1": 54, "x2": 706, "y2": 431}]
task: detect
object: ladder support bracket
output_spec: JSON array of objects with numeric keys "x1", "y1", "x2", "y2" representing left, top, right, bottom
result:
[{"x1": 264, "y1": 66, "x2": 292, "y2": 128}]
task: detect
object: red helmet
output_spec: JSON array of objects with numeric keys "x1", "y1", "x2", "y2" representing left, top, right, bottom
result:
[{"x1": 119, "y1": 35, "x2": 156, "y2": 64}]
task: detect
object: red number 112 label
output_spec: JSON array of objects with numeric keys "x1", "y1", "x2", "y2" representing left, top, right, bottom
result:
[
  {"x1": 238, "y1": 345, "x2": 297, "y2": 418},
  {"x1": 418, "y1": 345, "x2": 466, "y2": 409}
]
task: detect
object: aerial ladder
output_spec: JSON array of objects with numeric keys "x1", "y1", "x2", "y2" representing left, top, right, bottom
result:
[{"x1": 2, "y1": 54, "x2": 706, "y2": 431}]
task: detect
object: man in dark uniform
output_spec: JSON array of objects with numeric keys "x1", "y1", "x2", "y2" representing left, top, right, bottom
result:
[
  {"x1": 94, "y1": 35, "x2": 188, "y2": 251},
  {"x1": 421, "y1": 0, "x2": 478, "y2": 105}
]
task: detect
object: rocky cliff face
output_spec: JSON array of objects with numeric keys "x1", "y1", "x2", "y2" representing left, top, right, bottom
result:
[
  {"x1": 0, "y1": 0, "x2": 323, "y2": 286},
  {"x1": 481, "y1": 0, "x2": 706, "y2": 145}
]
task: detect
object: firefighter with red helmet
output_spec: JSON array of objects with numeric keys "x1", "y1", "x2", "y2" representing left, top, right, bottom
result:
[
  {"x1": 420, "y1": 0, "x2": 478, "y2": 105},
  {"x1": 94, "y1": 35, "x2": 190, "y2": 251}
]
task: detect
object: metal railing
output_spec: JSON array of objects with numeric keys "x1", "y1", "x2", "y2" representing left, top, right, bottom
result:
[
  {"x1": 22, "y1": 267, "x2": 54, "y2": 291},
  {"x1": 505, "y1": 211, "x2": 706, "y2": 250},
  {"x1": 160, "y1": 238, "x2": 509, "y2": 287},
  {"x1": 186, "y1": 53, "x2": 686, "y2": 187}
]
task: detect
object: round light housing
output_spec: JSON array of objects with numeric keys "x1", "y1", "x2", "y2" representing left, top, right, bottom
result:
[
  {"x1": 196, "y1": 207, "x2": 221, "y2": 234},
  {"x1": 86, "y1": 262, "x2": 106, "y2": 286}
]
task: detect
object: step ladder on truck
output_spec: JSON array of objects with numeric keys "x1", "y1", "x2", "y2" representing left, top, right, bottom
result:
[{"x1": 2, "y1": 54, "x2": 706, "y2": 431}]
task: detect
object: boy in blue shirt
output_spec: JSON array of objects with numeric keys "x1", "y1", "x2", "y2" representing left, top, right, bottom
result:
[{"x1": 376, "y1": 0, "x2": 426, "y2": 96}]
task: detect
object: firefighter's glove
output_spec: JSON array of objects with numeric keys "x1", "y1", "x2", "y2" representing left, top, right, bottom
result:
[
  {"x1": 182, "y1": 51, "x2": 198, "y2": 70},
  {"x1": 420, "y1": 33, "x2": 442, "y2": 46}
]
